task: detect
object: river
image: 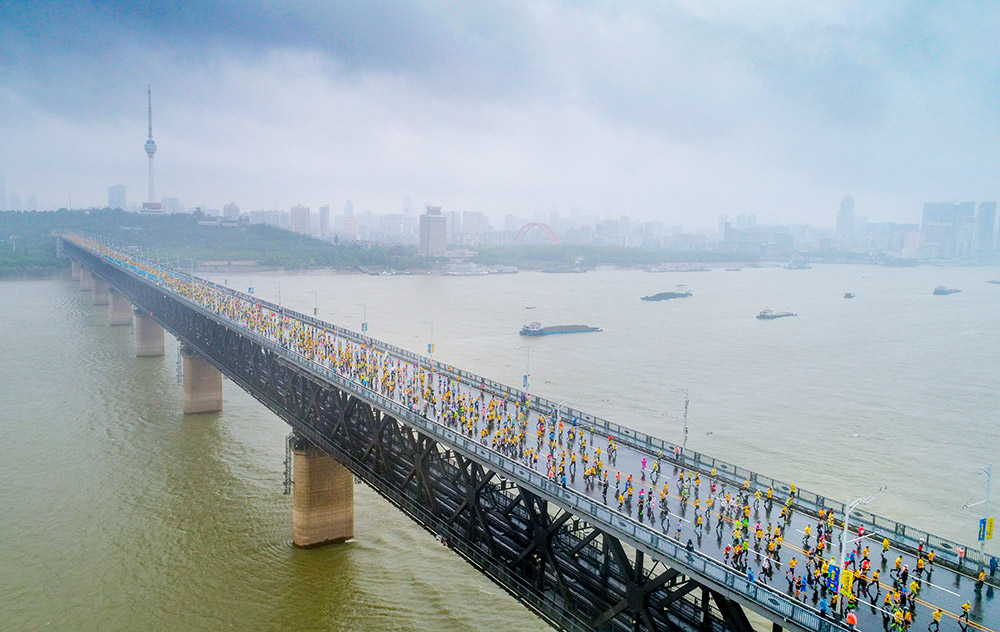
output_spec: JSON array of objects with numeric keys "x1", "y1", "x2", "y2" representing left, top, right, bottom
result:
[{"x1": 1, "y1": 263, "x2": 998, "y2": 630}]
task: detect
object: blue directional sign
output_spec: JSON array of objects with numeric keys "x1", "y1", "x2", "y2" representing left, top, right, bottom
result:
[
  {"x1": 979, "y1": 518, "x2": 994, "y2": 541},
  {"x1": 827, "y1": 565, "x2": 841, "y2": 592}
]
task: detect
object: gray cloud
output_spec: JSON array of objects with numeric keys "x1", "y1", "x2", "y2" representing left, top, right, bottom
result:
[{"x1": 1, "y1": 0, "x2": 997, "y2": 225}]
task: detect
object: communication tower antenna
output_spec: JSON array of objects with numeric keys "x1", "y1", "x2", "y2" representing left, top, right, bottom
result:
[{"x1": 144, "y1": 85, "x2": 157, "y2": 204}]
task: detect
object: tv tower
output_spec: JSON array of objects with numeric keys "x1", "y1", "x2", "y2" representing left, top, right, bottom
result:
[{"x1": 144, "y1": 85, "x2": 157, "y2": 204}]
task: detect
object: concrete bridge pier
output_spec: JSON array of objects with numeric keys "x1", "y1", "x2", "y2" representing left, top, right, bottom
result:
[
  {"x1": 80, "y1": 267, "x2": 93, "y2": 291},
  {"x1": 134, "y1": 310, "x2": 165, "y2": 357},
  {"x1": 292, "y1": 437, "x2": 354, "y2": 547},
  {"x1": 108, "y1": 290, "x2": 132, "y2": 326},
  {"x1": 92, "y1": 278, "x2": 109, "y2": 305},
  {"x1": 70, "y1": 260, "x2": 81, "y2": 280},
  {"x1": 181, "y1": 345, "x2": 222, "y2": 414}
]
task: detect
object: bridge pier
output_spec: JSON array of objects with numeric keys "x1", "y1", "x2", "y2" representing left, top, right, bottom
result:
[
  {"x1": 181, "y1": 345, "x2": 222, "y2": 414},
  {"x1": 134, "y1": 310, "x2": 165, "y2": 357},
  {"x1": 92, "y1": 278, "x2": 109, "y2": 305},
  {"x1": 70, "y1": 260, "x2": 80, "y2": 280},
  {"x1": 80, "y1": 267, "x2": 93, "y2": 291},
  {"x1": 292, "y1": 438, "x2": 354, "y2": 547},
  {"x1": 108, "y1": 290, "x2": 132, "y2": 326}
]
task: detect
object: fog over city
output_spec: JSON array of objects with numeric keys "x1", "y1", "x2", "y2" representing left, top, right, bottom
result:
[{"x1": 2, "y1": 1, "x2": 998, "y2": 226}]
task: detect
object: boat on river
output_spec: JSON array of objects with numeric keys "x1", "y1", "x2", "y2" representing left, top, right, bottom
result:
[
  {"x1": 641, "y1": 284, "x2": 692, "y2": 301},
  {"x1": 757, "y1": 309, "x2": 796, "y2": 320},
  {"x1": 520, "y1": 322, "x2": 602, "y2": 336},
  {"x1": 933, "y1": 286, "x2": 961, "y2": 295}
]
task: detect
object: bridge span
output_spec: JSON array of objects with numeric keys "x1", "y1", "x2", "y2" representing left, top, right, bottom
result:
[{"x1": 61, "y1": 234, "x2": 997, "y2": 632}]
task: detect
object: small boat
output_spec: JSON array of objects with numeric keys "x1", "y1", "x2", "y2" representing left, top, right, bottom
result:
[
  {"x1": 757, "y1": 309, "x2": 796, "y2": 320},
  {"x1": 525, "y1": 306, "x2": 536, "y2": 309},
  {"x1": 987, "y1": 280, "x2": 1000, "y2": 285},
  {"x1": 520, "y1": 322, "x2": 602, "y2": 336},
  {"x1": 844, "y1": 292, "x2": 856, "y2": 299},
  {"x1": 641, "y1": 284, "x2": 692, "y2": 301},
  {"x1": 725, "y1": 268, "x2": 741, "y2": 272},
  {"x1": 933, "y1": 286, "x2": 961, "y2": 295},
  {"x1": 784, "y1": 261, "x2": 812, "y2": 270}
]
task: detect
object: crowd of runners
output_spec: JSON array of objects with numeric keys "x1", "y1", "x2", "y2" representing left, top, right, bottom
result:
[{"x1": 72, "y1": 236, "x2": 996, "y2": 632}]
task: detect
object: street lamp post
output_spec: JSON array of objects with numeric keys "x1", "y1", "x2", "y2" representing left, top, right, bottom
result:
[
  {"x1": 522, "y1": 346, "x2": 531, "y2": 390},
  {"x1": 429, "y1": 321, "x2": 434, "y2": 366},
  {"x1": 979, "y1": 463, "x2": 993, "y2": 568},
  {"x1": 840, "y1": 495, "x2": 875, "y2": 585},
  {"x1": 307, "y1": 291, "x2": 318, "y2": 316},
  {"x1": 682, "y1": 387, "x2": 690, "y2": 453},
  {"x1": 670, "y1": 387, "x2": 691, "y2": 454},
  {"x1": 555, "y1": 398, "x2": 575, "y2": 429}
]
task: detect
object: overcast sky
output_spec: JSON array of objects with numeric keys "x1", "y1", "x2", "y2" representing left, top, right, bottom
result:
[{"x1": 2, "y1": 1, "x2": 998, "y2": 227}]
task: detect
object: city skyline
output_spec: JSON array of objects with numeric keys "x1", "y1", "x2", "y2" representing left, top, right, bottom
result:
[{"x1": 2, "y1": 2, "x2": 999, "y2": 225}]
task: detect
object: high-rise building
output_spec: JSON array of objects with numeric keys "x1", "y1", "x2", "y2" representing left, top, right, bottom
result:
[
  {"x1": 922, "y1": 201, "x2": 975, "y2": 258},
  {"x1": 108, "y1": 185, "x2": 126, "y2": 210},
  {"x1": 735, "y1": 213, "x2": 757, "y2": 231},
  {"x1": 836, "y1": 195, "x2": 855, "y2": 245},
  {"x1": 0, "y1": 174, "x2": 6, "y2": 211},
  {"x1": 717, "y1": 215, "x2": 729, "y2": 240},
  {"x1": 249, "y1": 209, "x2": 284, "y2": 226},
  {"x1": 343, "y1": 216, "x2": 359, "y2": 239},
  {"x1": 403, "y1": 195, "x2": 413, "y2": 217},
  {"x1": 445, "y1": 211, "x2": 462, "y2": 242},
  {"x1": 378, "y1": 214, "x2": 405, "y2": 240},
  {"x1": 161, "y1": 197, "x2": 181, "y2": 214},
  {"x1": 9, "y1": 193, "x2": 21, "y2": 210},
  {"x1": 463, "y1": 211, "x2": 485, "y2": 236},
  {"x1": 223, "y1": 202, "x2": 241, "y2": 218},
  {"x1": 977, "y1": 202, "x2": 997, "y2": 255},
  {"x1": 319, "y1": 205, "x2": 330, "y2": 238},
  {"x1": 344, "y1": 199, "x2": 354, "y2": 218},
  {"x1": 144, "y1": 86, "x2": 157, "y2": 205},
  {"x1": 419, "y1": 205, "x2": 447, "y2": 256},
  {"x1": 290, "y1": 205, "x2": 311, "y2": 235},
  {"x1": 25, "y1": 194, "x2": 37, "y2": 211}
]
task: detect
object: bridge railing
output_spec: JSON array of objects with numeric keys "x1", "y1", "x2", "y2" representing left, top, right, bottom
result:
[{"x1": 64, "y1": 232, "x2": 995, "y2": 576}]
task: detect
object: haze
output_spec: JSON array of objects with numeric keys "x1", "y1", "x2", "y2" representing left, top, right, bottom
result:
[{"x1": 2, "y1": 1, "x2": 998, "y2": 227}]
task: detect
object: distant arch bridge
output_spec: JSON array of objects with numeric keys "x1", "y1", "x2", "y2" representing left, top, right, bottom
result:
[{"x1": 514, "y1": 222, "x2": 559, "y2": 244}]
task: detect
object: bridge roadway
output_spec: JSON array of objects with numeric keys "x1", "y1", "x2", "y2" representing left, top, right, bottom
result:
[{"x1": 64, "y1": 235, "x2": 997, "y2": 632}]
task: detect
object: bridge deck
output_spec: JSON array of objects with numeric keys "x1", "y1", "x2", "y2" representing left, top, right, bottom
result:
[{"x1": 63, "y1": 234, "x2": 998, "y2": 632}]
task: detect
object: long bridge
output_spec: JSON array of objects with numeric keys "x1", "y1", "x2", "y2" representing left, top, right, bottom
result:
[{"x1": 60, "y1": 234, "x2": 997, "y2": 632}]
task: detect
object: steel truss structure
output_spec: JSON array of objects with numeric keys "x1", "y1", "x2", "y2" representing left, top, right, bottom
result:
[{"x1": 67, "y1": 241, "x2": 783, "y2": 632}]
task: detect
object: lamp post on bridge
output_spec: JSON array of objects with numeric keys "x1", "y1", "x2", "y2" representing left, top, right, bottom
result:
[
  {"x1": 977, "y1": 463, "x2": 993, "y2": 568},
  {"x1": 428, "y1": 320, "x2": 434, "y2": 367},
  {"x1": 839, "y1": 494, "x2": 875, "y2": 595},
  {"x1": 521, "y1": 346, "x2": 530, "y2": 391},
  {"x1": 418, "y1": 320, "x2": 435, "y2": 377},
  {"x1": 670, "y1": 387, "x2": 690, "y2": 454},
  {"x1": 555, "y1": 398, "x2": 575, "y2": 431},
  {"x1": 356, "y1": 302, "x2": 367, "y2": 334},
  {"x1": 307, "y1": 291, "x2": 318, "y2": 317}
]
